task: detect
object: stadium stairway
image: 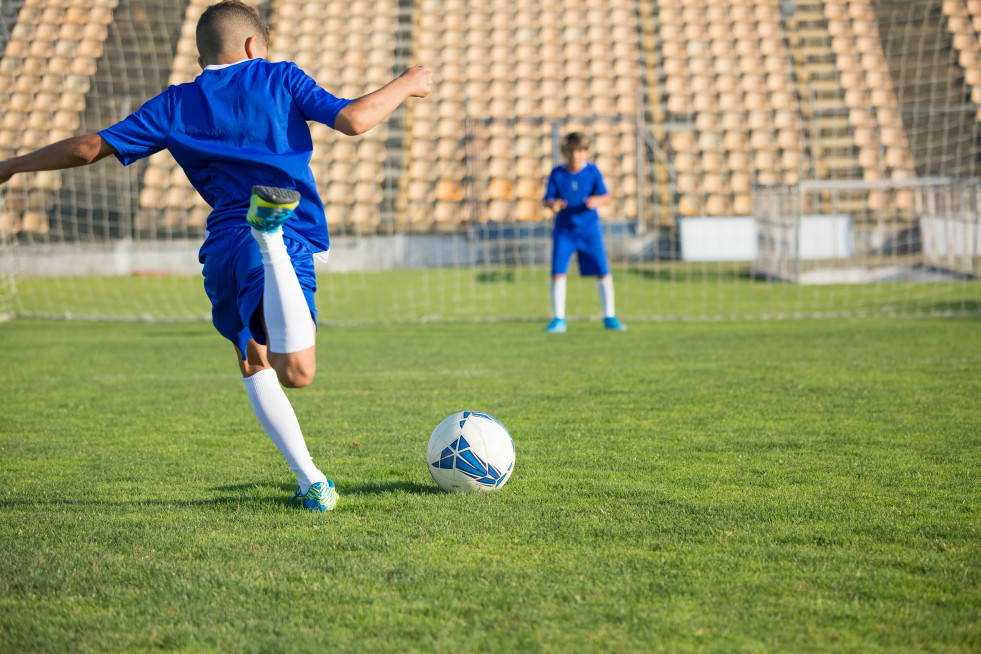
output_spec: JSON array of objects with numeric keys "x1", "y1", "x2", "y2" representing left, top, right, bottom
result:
[
  {"x1": 646, "y1": 0, "x2": 813, "y2": 219},
  {"x1": 783, "y1": 0, "x2": 865, "y2": 215},
  {"x1": 638, "y1": 0, "x2": 689, "y2": 227},
  {"x1": 783, "y1": 1, "x2": 856, "y2": 181},
  {"x1": 896, "y1": 0, "x2": 981, "y2": 179}
]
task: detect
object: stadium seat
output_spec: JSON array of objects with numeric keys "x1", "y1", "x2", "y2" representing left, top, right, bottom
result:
[
  {"x1": 705, "y1": 194, "x2": 732, "y2": 216},
  {"x1": 488, "y1": 179, "x2": 515, "y2": 202},
  {"x1": 20, "y1": 211, "x2": 50, "y2": 235},
  {"x1": 5, "y1": 0, "x2": 956, "y2": 235}
]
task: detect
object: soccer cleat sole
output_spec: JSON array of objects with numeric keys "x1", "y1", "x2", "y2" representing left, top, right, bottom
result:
[
  {"x1": 247, "y1": 185, "x2": 301, "y2": 232},
  {"x1": 252, "y1": 185, "x2": 301, "y2": 206}
]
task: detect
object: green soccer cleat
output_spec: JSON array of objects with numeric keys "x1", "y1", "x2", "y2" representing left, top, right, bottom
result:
[
  {"x1": 291, "y1": 479, "x2": 338, "y2": 512},
  {"x1": 246, "y1": 185, "x2": 301, "y2": 233}
]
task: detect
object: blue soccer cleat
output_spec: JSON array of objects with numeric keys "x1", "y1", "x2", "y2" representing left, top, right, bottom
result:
[
  {"x1": 603, "y1": 316, "x2": 627, "y2": 331},
  {"x1": 544, "y1": 317, "x2": 567, "y2": 333},
  {"x1": 246, "y1": 185, "x2": 301, "y2": 233},
  {"x1": 291, "y1": 479, "x2": 338, "y2": 512}
]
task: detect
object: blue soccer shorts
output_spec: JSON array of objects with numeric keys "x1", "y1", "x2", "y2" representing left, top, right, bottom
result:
[
  {"x1": 201, "y1": 227, "x2": 318, "y2": 358},
  {"x1": 551, "y1": 224, "x2": 611, "y2": 276}
]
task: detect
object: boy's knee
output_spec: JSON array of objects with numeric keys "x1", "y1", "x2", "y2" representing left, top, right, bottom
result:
[
  {"x1": 278, "y1": 362, "x2": 315, "y2": 388},
  {"x1": 278, "y1": 372, "x2": 312, "y2": 389},
  {"x1": 270, "y1": 351, "x2": 316, "y2": 388},
  {"x1": 279, "y1": 374, "x2": 312, "y2": 388}
]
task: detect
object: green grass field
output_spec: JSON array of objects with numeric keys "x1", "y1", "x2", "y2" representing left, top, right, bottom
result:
[{"x1": 1, "y1": 316, "x2": 979, "y2": 653}]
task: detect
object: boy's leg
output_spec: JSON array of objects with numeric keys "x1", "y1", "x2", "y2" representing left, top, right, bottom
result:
[
  {"x1": 577, "y1": 228, "x2": 627, "y2": 331},
  {"x1": 551, "y1": 274, "x2": 567, "y2": 320},
  {"x1": 546, "y1": 233, "x2": 574, "y2": 333},
  {"x1": 597, "y1": 274, "x2": 615, "y2": 318},
  {"x1": 247, "y1": 186, "x2": 317, "y2": 388},
  {"x1": 545, "y1": 274, "x2": 568, "y2": 333},
  {"x1": 203, "y1": 227, "x2": 334, "y2": 510},
  {"x1": 596, "y1": 275, "x2": 627, "y2": 330},
  {"x1": 243, "y1": 368, "x2": 326, "y2": 491},
  {"x1": 239, "y1": 342, "x2": 337, "y2": 511}
]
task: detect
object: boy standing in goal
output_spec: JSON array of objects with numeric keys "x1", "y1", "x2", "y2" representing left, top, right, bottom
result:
[
  {"x1": 542, "y1": 132, "x2": 627, "y2": 333},
  {"x1": 0, "y1": 0, "x2": 432, "y2": 511}
]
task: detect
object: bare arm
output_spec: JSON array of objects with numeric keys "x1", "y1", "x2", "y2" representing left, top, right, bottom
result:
[
  {"x1": 585, "y1": 194, "x2": 611, "y2": 210},
  {"x1": 333, "y1": 65, "x2": 432, "y2": 136},
  {"x1": 0, "y1": 134, "x2": 116, "y2": 185}
]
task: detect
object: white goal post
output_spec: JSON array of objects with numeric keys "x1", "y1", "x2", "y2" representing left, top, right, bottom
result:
[{"x1": 755, "y1": 177, "x2": 980, "y2": 284}]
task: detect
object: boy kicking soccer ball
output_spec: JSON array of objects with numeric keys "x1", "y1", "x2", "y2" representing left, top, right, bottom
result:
[
  {"x1": 542, "y1": 132, "x2": 626, "y2": 333},
  {"x1": 0, "y1": 1, "x2": 432, "y2": 511}
]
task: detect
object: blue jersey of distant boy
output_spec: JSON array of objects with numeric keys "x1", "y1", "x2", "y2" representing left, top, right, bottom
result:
[
  {"x1": 99, "y1": 58, "x2": 351, "y2": 257},
  {"x1": 544, "y1": 162, "x2": 608, "y2": 232}
]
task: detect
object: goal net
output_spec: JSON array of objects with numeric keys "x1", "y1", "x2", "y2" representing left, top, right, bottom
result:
[
  {"x1": 1, "y1": 0, "x2": 980, "y2": 324},
  {"x1": 755, "y1": 178, "x2": 979, "y2": 313}
]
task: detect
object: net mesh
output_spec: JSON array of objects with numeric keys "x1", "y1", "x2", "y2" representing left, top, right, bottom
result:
[{"x1": 0, "y1": 0, "x2": 979, "y2": 324}]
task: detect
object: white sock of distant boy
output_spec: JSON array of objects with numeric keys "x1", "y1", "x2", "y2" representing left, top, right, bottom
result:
[
  {"x1": 551, "y1": 275, "x2": 567, "y2": 319},
  {"x1": 597, "y1": 275, "x2": 616, "y2": 318}
]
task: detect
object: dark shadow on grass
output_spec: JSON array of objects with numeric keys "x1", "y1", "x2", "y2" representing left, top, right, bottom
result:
[
  {"x1": 0, "y1": 481, "x2": 439, "y2": 510},
  {"x1": 475, "y1": 270, "x2": 516, "y2": 283},
  {"x1": 626, "y1": 265, "x2": 765, "y2": 283},
  {"x1": 219, "y1": 479, "x2": 441, "y2": 496},
  {"x1": 0, "y1": 495, "x2": 291, "y2": 508},
  {"x1": 212, "y1": 481, "x2": 295, "y2": 493},
  {"x1": 0, "y1": 481, "x2": 296, "y2": 509},
  {"x1": 344, "y1": 480, "x2": 440, "y2": 496},
  {"x1": 911, "y1": 300, "x2": 981, "y2": 316}
]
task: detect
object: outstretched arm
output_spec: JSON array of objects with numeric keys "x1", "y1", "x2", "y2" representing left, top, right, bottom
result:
[
  {"x1": 585, "y1": 193, "x2": 611, "y2": 209},
  {"x1": 0, "y1": 134, "x2": 116, "y2": 185},
  {"x1": 333, "y1": 65, "x2": 432, "y2": 136}
]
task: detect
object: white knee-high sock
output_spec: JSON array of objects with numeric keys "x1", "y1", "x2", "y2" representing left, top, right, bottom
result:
[
  {"x1": 252, "y1": 228, "x2": 315, "y2": 353},
  {"x1": 551, "y1": 276, "x2": 567, "y2": 319},
  {"x1": 243, "y1": 368, "x2": 327, "y2": 493},
  {"x1": 597, "y1": 275, "x2": 616, "y2": 318}
]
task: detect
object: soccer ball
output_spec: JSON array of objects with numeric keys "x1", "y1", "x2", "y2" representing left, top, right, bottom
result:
[{"x1": 427, "y1": 411, "x2": 515, "y2": 493}]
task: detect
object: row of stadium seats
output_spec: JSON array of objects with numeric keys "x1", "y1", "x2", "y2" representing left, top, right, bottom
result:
[
  {"x1": 0, "y1": 0, "x2": 117, "y2": 235},
  {"x1": 826, "y1": 0, "x2": 915, "y2": 187},
  {"x1": 653, "y1": 0, "x2": 921, "y2": 216},
  {"x1": 0, "y1": 0, "x2": 979, "y2": 235},
  {"x1": 396, "y1": 0, "x2": 644, "y2": 230},
  {"x1": 653, "y1": 0, "x2": 803, "y2": 216},
  {"x1": 944, "y1": 0, "x2": 981, "y2": 118}
]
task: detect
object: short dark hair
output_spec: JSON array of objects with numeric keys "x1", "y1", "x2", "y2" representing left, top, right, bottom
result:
[
  {"x1": 196, "y1": 1, "x2": 270, "y2": 62},
  {"x1": 561, "y1": 132, "x2": 591, "y2": 154}
]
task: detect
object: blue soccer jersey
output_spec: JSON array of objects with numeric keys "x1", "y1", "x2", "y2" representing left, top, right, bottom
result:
[
  {"x1": 543, "y1": 162, "x2": 608, "y2": 232},
  {"x1": 99, "y1": 58, "x2": 351, "y2": 254}
]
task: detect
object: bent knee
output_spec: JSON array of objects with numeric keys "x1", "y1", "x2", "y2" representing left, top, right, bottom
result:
[
  {"x1": 268, "y1": 349, "x2": 316, "y2": 388},
  {"x1": 278, "y1": 361, "x2": 316, "y2": 388},
  {"x1": 280, "y1": 373, "x2": 313, "y2": 389}
]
